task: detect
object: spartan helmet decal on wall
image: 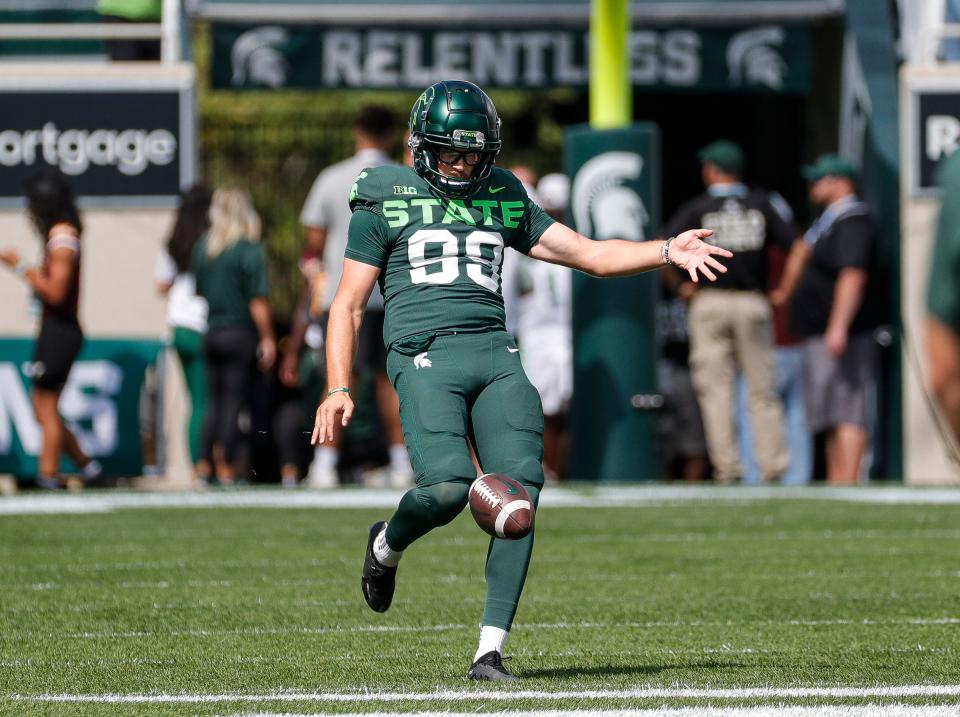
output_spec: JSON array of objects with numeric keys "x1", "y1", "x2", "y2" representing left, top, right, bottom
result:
[{"x1": 408, "y1": 80, "x2": 502, "y2": 197}]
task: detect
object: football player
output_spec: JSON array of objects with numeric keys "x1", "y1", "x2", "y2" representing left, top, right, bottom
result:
[{"x1": 312, "y1": 80, "x2": 731, "y2": 680}]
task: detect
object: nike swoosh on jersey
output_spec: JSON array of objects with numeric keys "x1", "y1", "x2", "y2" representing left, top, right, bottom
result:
[
  {"x1": 489, "y1": 186, "x2": 505, "y2": 194},
  {"x1": 507, "y1": 347, "x2": 520, "y2": 353}
]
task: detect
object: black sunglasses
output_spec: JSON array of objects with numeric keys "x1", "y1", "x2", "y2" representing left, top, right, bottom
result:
[{"x1": 434, "y1": 149, "x2": 483, "y2": 166}]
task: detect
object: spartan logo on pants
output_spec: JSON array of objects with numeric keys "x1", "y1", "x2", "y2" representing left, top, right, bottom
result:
[{"x1": 413, "y1": 352, "x2": 432, "y2": 369}]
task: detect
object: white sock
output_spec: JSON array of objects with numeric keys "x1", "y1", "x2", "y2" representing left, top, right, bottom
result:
[
  {"x1": 313, "y1": 446, "x2": 338, "y2": 471},
  {"x1": 373, "y1": 524, "x2": 403, "y2": 567},
  {"x1": 82, "y1": 460, "x2": 102, "y2": 479},
  {"x1": 389, "y1": 444, "x2": 410, "y2": 469},
  {"x1": 474, "y1": 625, "x2": 508, "y2": 661}
]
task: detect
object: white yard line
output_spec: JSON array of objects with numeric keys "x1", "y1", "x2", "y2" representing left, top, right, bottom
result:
[
  {"x1": 4, "y1": 485, "x2": 960, "y2": 516},
  {"x1": 4, "y1": 646, "x2": 954, "y2": 670},
  {"x1": 225, "y1": 710, "x2": 960, "y2": 717},
  {"x1": 4, "y1": 616, "x2": 959, "y2": 641},
  {"x1": 11, "y1": 685, "x2": 960, "y2": 704},
  {"x1": 222, "y1": 709, "x2": 960, "y2": 717}
]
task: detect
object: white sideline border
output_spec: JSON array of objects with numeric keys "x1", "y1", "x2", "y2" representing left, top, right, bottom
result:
[
  {"x1": 224, "y1": 710, "x2": 960, "y2": 717},
  {"x1": 4, "y1": 485, "x2": 960, "y2": 515},
  {"x1": 225, "y1": 710, "x2": 960, "y2": 717},
  {"x1": 4, "y1": 616, "x2": 957, "y2": 641},
  {"x1": 11, "y1": 685, "x2": 960, "y2": 704}
]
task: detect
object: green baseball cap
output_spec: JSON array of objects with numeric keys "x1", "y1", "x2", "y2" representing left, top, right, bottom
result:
[
  {"x1": 802, "y1": 154, "x2": 859, "y2": 182},
  {"x1": 697, "y1": 140, "x2": 744, "y2": 174}
]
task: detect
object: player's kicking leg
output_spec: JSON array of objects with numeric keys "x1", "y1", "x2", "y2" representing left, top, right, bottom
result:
[
  {"x1": 360, "y1": 520, "x2": 396, "y2": 612},
  {"x1": 360, "y1": 347, "x2": 476, "y2": 613},
  {"x1": 360, "y1": 479, "x2": 471, "y2": 612}
]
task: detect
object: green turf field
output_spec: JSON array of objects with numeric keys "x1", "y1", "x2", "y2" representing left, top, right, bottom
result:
[{"x1": 2, "y1": 488, "x2": 960, "y2": 716}]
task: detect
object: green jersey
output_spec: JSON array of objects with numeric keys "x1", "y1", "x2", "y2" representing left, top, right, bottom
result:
[{"x1": 345, "y1": 165, "x2": 555, "y2": 351}]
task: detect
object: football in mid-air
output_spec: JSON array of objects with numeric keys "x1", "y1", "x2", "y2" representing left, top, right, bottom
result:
[{"x1": 468, "y1": 473, "x2": 535, "y2": 540}]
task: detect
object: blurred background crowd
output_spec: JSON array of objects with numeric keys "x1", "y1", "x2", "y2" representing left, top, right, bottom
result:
[{"x1": 0, "y1": 0, "x2": 959, "y2": 491}]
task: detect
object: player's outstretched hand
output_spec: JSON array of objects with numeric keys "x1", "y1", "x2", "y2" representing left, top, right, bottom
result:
[
  {"x1": 669, "y1": 229, "x2": 732, "y2": 283},
  {"x1": 311, "y1": 392, "x2": 354, "y2": 445}
]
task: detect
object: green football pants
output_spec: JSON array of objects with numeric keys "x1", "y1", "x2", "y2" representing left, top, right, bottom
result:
[{"x1": 383, "y1": 330, "x2": 544, "y2": 631}]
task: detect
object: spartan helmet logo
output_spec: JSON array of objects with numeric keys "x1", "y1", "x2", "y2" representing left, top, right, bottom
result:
[
  {"x1": 572, "y1": 151, "x2": 649, "y2": 242},
  {"x1": 231, "y1": 26, "x2": 290, "y2": 88},
  {"x1": 727, "y1": 26, "x2": 787, "y2": 90}
]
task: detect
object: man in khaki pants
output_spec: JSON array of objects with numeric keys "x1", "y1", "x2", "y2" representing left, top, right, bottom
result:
[{"x1": 662, "y1": 140, "x2": 805, "y2": 483}]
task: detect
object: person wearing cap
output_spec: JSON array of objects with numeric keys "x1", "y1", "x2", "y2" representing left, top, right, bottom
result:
[
  {"x1": 927, "y1": 151, "x2": 960, "y2": 442},
  {"x1": 285, "y1": 105, "x2": 413, "y2": 490},
  {"x1": 783, "y1": 154, "x2": 881, "y2": 484},
  {"x1": 660, "y1": 140, "x2": 805, "y2": 484}
]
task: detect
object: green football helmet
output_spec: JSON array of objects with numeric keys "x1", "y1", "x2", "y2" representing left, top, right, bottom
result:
[{"x1": 408, "y1": 80, "x2": 502, "y2": 197}]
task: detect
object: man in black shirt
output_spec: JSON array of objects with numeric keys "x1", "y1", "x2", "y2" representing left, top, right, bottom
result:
[
  {"x1": 662, "y1": 140, "x2": 805, "y2": 483},
  {"x1": 785, "y1": 154, "x2": 880, "y2": 484}
]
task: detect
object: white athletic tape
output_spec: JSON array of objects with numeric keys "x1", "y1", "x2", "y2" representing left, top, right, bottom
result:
[{"x1": 494, "y1": 500, "x2": 530, "y2": 538}]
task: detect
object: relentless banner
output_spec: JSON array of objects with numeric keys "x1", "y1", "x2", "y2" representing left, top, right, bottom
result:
[{"x1": 213, "y1": 24, "x2": 812, "y2": 93}]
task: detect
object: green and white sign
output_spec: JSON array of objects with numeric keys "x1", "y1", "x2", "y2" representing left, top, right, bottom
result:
[
  {"x1": 212, "y1": 24, "x2": 812, "y2": 93},
  {"x1": 567, "y1": 124, "x2": 660, "y2": 482},
  {"x1": 0, "y1": 338, "x2": 162, "y2": 477}
]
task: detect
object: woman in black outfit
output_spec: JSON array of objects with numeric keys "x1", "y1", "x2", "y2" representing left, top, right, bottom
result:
[
  {"x1": 0, "y1": 170, "x2": 100, "y2": 489},
  {"x1": 191, "y1": 187, "x2": 276, "y2": 485}
]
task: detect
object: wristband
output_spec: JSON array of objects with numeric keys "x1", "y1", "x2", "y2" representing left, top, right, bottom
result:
[
  {"x1": 326, "y1": 386, "x2": 350, "y2": 397},
  {"x1": 661, "y1": 237, "x2": 675, "y2": 266}
]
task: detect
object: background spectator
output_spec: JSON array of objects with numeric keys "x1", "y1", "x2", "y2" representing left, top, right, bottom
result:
[
  {"x1": 192, "y1": 187, "x2": 275, "y2": 485},
  {"x1": 736, "y1": 238, "x2": 814, "y2": 485},
  {"x1": 787, "y1": 155, "x2": 881, "y2": 484},
  {"x1": 248, "y1": 320, "x2": 321, "y2": 488},
  {"x1": 927, "y1": 151, "x2": 960, "y2": 443},
  {"x1": 501, "y1": 166, "x2": 543, "y2": 337},
  {"x1": 734, "y1": 193, "x2": 813, "y2": 486},
  {"x1": 661, "y1": 140, "x2": 804, "y2": 483},
  {"x1": 510, "y1": 172, "x2": 573, "y2": 481},
  {"x1": 97, "y1": 0, "x2": 162, "y2": 61},
  {"x1": 155, "y1": 184, "x2": 213, "y2": 482},
  {"x1": 283, "y1": 105, "x2": 411, "y2": 489},
  {"x1": 0, "y1": 170, "x2": 101, "y2": 489}
]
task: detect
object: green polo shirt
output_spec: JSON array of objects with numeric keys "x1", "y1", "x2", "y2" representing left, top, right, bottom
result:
[{"x1": 191, "y1": 237, "x2": 270, "y2": 331}]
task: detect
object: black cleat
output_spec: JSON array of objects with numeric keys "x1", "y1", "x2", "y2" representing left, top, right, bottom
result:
[
  {"x1": 466, "y1": 651, "x2": 519, "y2": 681},
  {"x1": 361, "y1": 521, "x2": 396, "y2": 612}
]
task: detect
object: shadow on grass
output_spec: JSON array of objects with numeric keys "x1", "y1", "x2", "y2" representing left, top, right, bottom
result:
[{"x1": 520, "y1": 660, "x2": 747, "y2": 680}]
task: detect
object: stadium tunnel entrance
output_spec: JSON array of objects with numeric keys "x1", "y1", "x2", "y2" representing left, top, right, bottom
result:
[{"x1": 640, "y1": 92, "x2": 815, "y2": 227}]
